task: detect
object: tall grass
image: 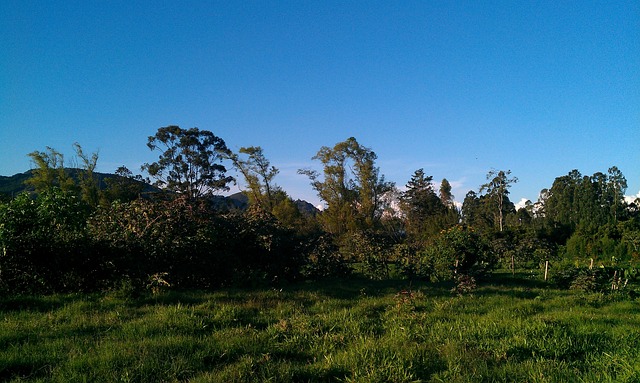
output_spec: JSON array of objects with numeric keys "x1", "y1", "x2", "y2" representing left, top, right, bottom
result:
[{"x1": 1, "y1": 274, "x2": 639, "y2": 382}]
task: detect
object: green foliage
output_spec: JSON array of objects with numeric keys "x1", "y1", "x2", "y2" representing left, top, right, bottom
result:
[
  {"x1": 544, "y1": 168, "x2": 629, "y2": 230},
  {"x1": 564, "y1": 223, "x2": 632, "y2": 263},
  {"x1": 25, "y1": 147, "x2": 75, "y2": 194},
  {"x1": 394, "y1": 243, "x2": 421, "y2": 279},
  {"x1": 0, "y1": 189, "x2": 93, "y2": 293},
  {"x1": 340, "y1": 230, "x2": 394, "y2": 280},
  {"x1": 417, "y1": 226, "x2": 495, "y2": 284},
  {"x1": 88, "y1": 199, "x2": 306, "y2": 290},
  {"x1": 461, "y1": 190, "x2": 497, "y2": 232},
  {"x1": 1, "y1": 190, "x2": 321, "y2": 294},
  {"x1": 229, "y1": 146, "x2": 281, "y2": 212},
  {"x1": 299, "y1": 137, "x2": 394, "y2": 235},
  {"x1": 489, "y1": 228, "x2": 555, "y2": 274},
  {"x1": 300, "y1": 234, "x2": 351, "y2": 279},
  {"x1": 73, "y1": 142, "x2": 100, "y2": 207},
  {"x1": 479, "y1": 169, "x2": 518, "y2": 232},
  {"x1": 552, "y1": 265, "x2": 639, "y2": 293},
  {"x1": 142, "y1": 126, "x2": 234, "y2": 198},
  {"x1": 102, "y1": 166, "x2": 145, "y2": 203},
  {"x1": 400, "y1": 169, "x2": 456, "y2": 244}
]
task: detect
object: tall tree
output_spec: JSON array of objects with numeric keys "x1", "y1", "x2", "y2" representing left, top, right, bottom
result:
[
  {"x1": 607, "y1": 166, "x2": 627, "y2": 222},
  {"x1": 544, "y1": 169, "x2": 582, "y2": 228},
  {"x1": 400, "y1": 169, "x2": 446, "y2": 241},
  {"x1": 73, "y1": 143, "x2": 100, "y2": 207},
  {"x1": 479, "y1": 169, "x2": 518, "y2": 232},
  {"x1": 142, "y1": 126, "x2": 233, "y2": 199},
  {"x1": 299, "y1": 137, "x2": 394, "y2": 235},
  {"x1": 229, "y1": 146, "x2": 281, "y2": 211},
  {"x1": 545, "y1": 167, "x2": 628, "y2": 229},
  {"x1": 461, "y1": 191, "x2": 494, "y2": 231},
  {"x1": 439, "y1": 178, "x2": 455, "y2": 208}
]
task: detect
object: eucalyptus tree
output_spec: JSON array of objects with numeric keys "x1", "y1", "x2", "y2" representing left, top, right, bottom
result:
[
  {"x1": 545, "y1": 167, "x2": 628, "y2": 229},
  {"x1": 229, "y1": 146, "x2": 280, "y2": 211},
  {"x1": 479, "y1": 169, "x2": 518, "y2": 232},
  {"x1": 142, "y1": 126, "x2": 233, "y2": 199},
  {"x1": 544, "y1": 169, "x2": 582, "y2": 228},
  {"x1": 299, "y1": 137, "x2": 394, "y2": 235},
  {"x1": 607, "y1": 166, "x2": 627, "y2": 222}
]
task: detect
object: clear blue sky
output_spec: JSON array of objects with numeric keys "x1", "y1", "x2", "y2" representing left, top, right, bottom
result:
[{"x1": 1, "y1": 1, "x2": 639, "y2": 207}]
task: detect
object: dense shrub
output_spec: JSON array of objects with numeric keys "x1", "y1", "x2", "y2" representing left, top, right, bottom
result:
[
  {"x1": 395, "y1": 243, "x2": 421, "y2": 280},
  {"x1": 339, "y1": 230, "x2": 394, "y2": 280},
  {"x1": 89, "y1": 199, "x2": 306, "y2": 290},
  {"x1": 0, "y1": 190, "x2": 98, "y2": 293},
  {"x1": 413, "y1": 226, "x2": 496, "y2": 285},
  {"x1": 552, "y1": 266, "x2": 636, "y2": 292},
  {"x1": 0, "y1": 191, "x2": 318, "y2": 294},
  {"x1": 300, "y1": 234, "x2": 351, "y2": 280}
]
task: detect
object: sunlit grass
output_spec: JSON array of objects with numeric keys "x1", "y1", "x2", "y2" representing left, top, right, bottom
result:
[{"x1": 1, "y1": 275, "x2": 639, "y2": 382}]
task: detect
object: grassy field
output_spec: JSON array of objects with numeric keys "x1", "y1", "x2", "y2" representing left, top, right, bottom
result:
[{"x1": 1, "y1": 273, "x2": 639, "y2": 382}]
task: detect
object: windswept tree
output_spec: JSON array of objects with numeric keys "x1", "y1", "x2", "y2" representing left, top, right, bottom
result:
[
  {"x1": 142, "y1": 126, "x2": 233, "y2": 199},
  {"x1": 299, "y1": 137, "x2": 394, "y2": 235},
  {"x1": 480, "y1": 169, "x2": 518, "y2": 232},
  {"x1": 73, "y1": 142, "x2": 100, "y2": 207},
  {"x1": 25, "y1": 146, "x2": 75, "y2": 194},
  {"x1": 229, "y1": 146, "x2": 281, "y2": 211}
]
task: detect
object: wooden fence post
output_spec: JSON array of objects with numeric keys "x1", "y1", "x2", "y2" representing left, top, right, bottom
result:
[{"x1": 544, "y1": 260, "x2": 549, "y2": 282}]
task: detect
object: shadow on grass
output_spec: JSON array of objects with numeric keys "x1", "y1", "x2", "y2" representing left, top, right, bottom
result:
[
  {"x1": 0, "y1": 361, "x2": 52, "y2": 382},
  {"x1": 291, "y1": 276, "x2": 454, "y2": 301},
  {"x1": 1, "y1": 271, "x2": 553, "y2": 314},
  {"x1": 0, "y1": 294, "x2": 82, "y2": 313},
  {"x1": 481, "y1": 270, "x2": 551, "y2": 289}
]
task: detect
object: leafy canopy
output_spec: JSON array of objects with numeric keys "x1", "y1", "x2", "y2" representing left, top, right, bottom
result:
[{"x1": 142, "y1": 126, "x2": 233, "y2": 199}]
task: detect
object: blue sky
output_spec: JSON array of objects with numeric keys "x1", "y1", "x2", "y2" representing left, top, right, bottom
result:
[{"x1": 1, "y1": 1, "x2": 639, "y2": 207}]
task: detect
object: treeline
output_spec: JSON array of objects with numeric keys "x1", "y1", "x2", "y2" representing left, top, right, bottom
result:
[{"x1": 1, "y1": 126, "x2": 638, "y2": 295}]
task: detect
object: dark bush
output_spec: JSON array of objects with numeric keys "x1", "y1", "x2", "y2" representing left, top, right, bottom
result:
[
  {"x1": 552, "y1": 266, "x2": 624, "y2": 292},
  {"x1": 414, "y1": 226, "x2": 496, "y2": 283},
  {"x1": 0, "y1": 190, "x2": 97, "y2": 294},
  {"x1": 300, "y1": 234, "x2": 351, "y2": 280}
]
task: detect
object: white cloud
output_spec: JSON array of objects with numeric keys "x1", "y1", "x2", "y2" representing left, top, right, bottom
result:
[
  {"x1": 514, "y1": 198, "x2": 530, "y2": 211},
  {"x1": 625, "y1": 190, "x2": 640, "y2": 204}
]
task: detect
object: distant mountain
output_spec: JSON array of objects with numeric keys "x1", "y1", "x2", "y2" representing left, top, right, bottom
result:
[
  {"x1": 0, "y1": 171, "x2": 33, "y2": 196},
  {"x1": 215, "y1": 192, "x2": 320, "y2": 215},
  {"x1": 0, "y1": 169, "x2": 157, "y2": 197},
  {"x1": 293, "y1": 199, "x2": 319, "y2": 216},
  {"x1": 0, "y1": 171, "x2": 320, "y2": 215}
]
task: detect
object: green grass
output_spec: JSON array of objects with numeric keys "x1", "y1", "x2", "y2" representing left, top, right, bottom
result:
[{"x1": 1, "y1": 274, "x2": 639, "y2": 382}]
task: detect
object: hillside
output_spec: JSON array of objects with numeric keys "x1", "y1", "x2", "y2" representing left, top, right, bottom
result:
[
  {"x1": 0, "y1": 170, "x2": 319, "y2": 214},
  {"x1": 0, "y1": 169, "x2": 157, "y2": 197},
  {"x1": 0, "y1": 171, "x2": 32, "y2": 196}
]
